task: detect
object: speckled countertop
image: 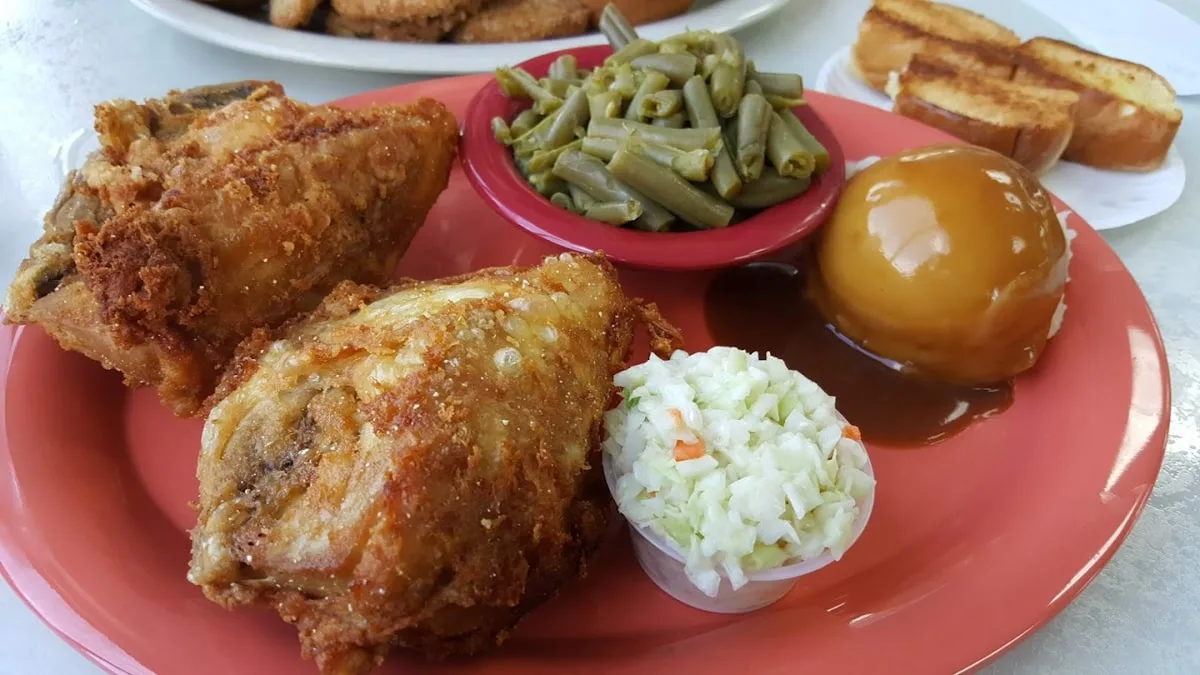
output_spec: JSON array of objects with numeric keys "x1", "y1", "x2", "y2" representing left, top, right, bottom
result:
[{"x1": 1, "y1": 0, "x2": 1197, "y2": 673}]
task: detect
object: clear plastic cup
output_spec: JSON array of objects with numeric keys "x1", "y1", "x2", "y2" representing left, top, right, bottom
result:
[{"x1": 601, "y1": 449, "x2": 875, "y2": 614}]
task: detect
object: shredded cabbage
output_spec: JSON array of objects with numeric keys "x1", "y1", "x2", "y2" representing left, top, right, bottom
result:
[{"x1": 603, "y1": 347, "x2": 875, "y2": 597}]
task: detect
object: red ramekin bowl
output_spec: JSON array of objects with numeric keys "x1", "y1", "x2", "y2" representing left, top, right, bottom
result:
[{"x1": 460, "y1": 45, "x2": 847, "y2": 271}]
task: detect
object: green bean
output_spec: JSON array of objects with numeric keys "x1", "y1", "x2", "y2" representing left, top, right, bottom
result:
[
  {"x1": 681, "y1": 75, "x2": 741, "y2": 199},
  {"x1": 665, "y1": 30, "x2": 714, "y2": 52},
  {"x1": 779, "y1": 109, "x2": 831, "y2": 175},
  {"x1": 543, "y1": 87, "x2": 590, "y2": 150},
  {"x1": 625, "y1": 70, "x2": 670, "y2": 121},
  {"x1": 585, "y1": 200, "x2": 643, "y2": 225},
  {"x1": 652, "y1": 112, "x2": 687, "y2": 128},
  {"x1": 640, "y1": 89, "x2": 683, "y2": 119},
  {"x1": 727, "y1": 168, "x2": 811, "y2": 209},
  {"x1": 670, "y1": 31, "x2": 744, "y2": 111},
  {"x1": 528, "y1": 140, "x2": 582, "y2": 173},
  {"x1": 548, "y1": 54, "x2": 578, "y2": 81},
  {"x1": 509, "y1": 108, "x2": 542, "y2": 138},
  {"x1": 552, "y1": 150, "x2": 675, "y2": 231},
  {"x1": 611, "y1": 63, "x2": 639, "y2": 100},
  {"x1": 626, "y1": 136, "x2": 713, "y2": 182},
  {"x1": 568, "y1": 183, "x2": 596, "y2": 211},
  {"x1": 540, "y1": 77, "x2": 583, "y2": 98},
  {"x1": 586, "y1": 65, "x2": 617, "y2": 92},
  {"x1": 659, "y1": 40, "x2": 691, "y2": 55},
  {"x1": 735, "y1": 94, "x2": 773, "y2": 181},
  {"x1": 550, "y1": 191, "x2": 576, "y2": 212},
  {"x1": 747, "y1": 67, "x2": 805, "y2": 100},
  {"x1": 496, "y1": 67, "x2": 562, "y2": 115},
  {"x1": 492, "y1": 117, "x2": 513, "y2": 144},
  {"x1": 766, "y1": 95, "x2": 807, "y2": 110},
  {"x1": 529, "y1": 170, "x2": 567, "y2": 197},
  {"x1": 766, "y1": 112, "x2": 815, "y2": 179},
  {"x1": 599, "y1": 4, "x2": 639, "y2": 51},
  {"x1": 608, "y1": 149, "x2": 734, "y2": 229},
  {"x1": 512, "y1": 107, "x2": 563, "y2": 156},
  {"x1": 710, "y1": 64, "x2": 745, "y2": 119},
  {"x1": 631, "y1": 54, "x2": 699, "y2": 85},
  {"x1": 605, "y1": 39, "x2": 657, "y2": 66},
  {"x1": 700, "y1": 53, "x2": 721, "y2": 78},
  {"x1": 745, "y1": 79, "x2": 764, "y2": 96},
  {"x1": 681, "y1": 76, "x2": 717, "y2": 128},
  {"x1": 515, "y1": 151, "x2": 531, "y2": 176},
  {"x1": 588, "y1": 118, "x2": 722, "y2": 151},
  {"x1": 581, "y1": 135, "x2": 620, "y2": 161},
  {"x1": 588, "y1": 91, "x2": 622, "y2": 120}
]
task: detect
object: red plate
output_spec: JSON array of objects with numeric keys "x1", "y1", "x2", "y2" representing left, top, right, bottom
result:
[{"x1": 0, "y1": 75, "x2": 1170, "y2": 675}]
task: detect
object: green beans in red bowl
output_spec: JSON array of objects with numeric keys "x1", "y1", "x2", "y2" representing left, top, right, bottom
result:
[{"x1": 460, "y1": 15, "x2": 845, "y2": 271}]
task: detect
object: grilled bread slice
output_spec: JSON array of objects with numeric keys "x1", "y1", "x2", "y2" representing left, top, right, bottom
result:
[
  {"x1": 1013, "y1": 37, "x2": 1182, "y2": 171},
  {"x1": 890, "y1": 55, "x2": 1079, "y2": 174},
  {"x1": 852, "y1": 0, "x2": 1020, "y2": 91}
]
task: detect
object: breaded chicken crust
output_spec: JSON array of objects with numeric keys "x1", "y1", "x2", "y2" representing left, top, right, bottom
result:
[
  {"x1": 452, "y1": 0, "x2": 591, "y2": 44},
  {"x1": 332, "y1": 0, "x2": 480, "y2": 23},
  {"x1": 579, "y1": 0, "x2": 695, "y2": 26},
  {"x1": 270, "y1": 0, "x2": 324, "y2": 27},
  {"x1": 189, "y1": 253, "x2": 681, "y2": 675},
  {"x1": 327, "y1": 0, "x2": 485, "y2": 40},
  {"x1": 4, "y1": 82, "x2": 459, "y2": 416},
  {"x1": 326, "y1": 11, "x2": 453, "y2": 42}
]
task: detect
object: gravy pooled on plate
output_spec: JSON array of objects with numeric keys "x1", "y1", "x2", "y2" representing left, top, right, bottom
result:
[
  {"x1": 706, "y1": 144, "x2": 1070, "y2": 445},
  {"x1": 705, "y1": 263, "x2": 1012, "y2": 446}
]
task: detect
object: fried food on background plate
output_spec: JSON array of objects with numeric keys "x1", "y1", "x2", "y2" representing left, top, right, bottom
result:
[
  {"x1": 270, "y1": 0, "x2": 324, "y2": 27},
  {"x1": 4, "y1": 81, "x2": 459, "y2": 416},
  {"x1": 452, "y1": 0, "x2": 591, "y2": 44},
  {"x1": 329, "y1": 0, "x2": 485, "y2": 41},
  {"x1": 578, "y1": 0, "x2": 695, "y2": 26},
  {"x1": 188, "y1": 253, "x2": 682, "y2": 675},
  {"x1": 326, "y1": 11, "x2": 452, "y2": 42}
]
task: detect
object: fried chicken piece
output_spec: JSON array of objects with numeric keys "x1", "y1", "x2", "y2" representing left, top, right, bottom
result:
[
  {"x1": 327, "y1": 0, "x2": 485, "y2": 41},
  {"x1": 188, "y1": 253, "x2": 681, "y2": 675},
  {"x1": 326, "y1": 11, "x2": 449, "y2": 42},
  {"x1": 4, "y1": 81, "x2": 459, "y2": 416},
  {"x1": 578, "y1": 0, "x2": 695, "y2": 26},
  {"x1": 451, "y1": 0, "x2": 590, "y2": 43},
  {"x1": 270, "y1": 0, "x2": 324, "y2": 27}
]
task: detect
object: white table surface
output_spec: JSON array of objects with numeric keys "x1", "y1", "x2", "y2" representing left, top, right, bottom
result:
[{"x1": 1, "y1": 0, "x2": 1198, "y2": 673}]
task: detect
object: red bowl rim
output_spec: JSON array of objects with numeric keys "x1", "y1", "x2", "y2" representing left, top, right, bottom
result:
[{"x1": 459, "y1": 44, "x2": 847, "y2": 271}]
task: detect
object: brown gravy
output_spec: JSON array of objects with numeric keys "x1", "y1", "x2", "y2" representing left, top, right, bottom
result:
[{"x1": 704, "y1": 263, "x2": 1012, "y2": 447}]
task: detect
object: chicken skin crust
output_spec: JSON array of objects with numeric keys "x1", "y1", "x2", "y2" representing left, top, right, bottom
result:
[
  {"x1": 4, "y1": 81, "x2": 458, "y2": 416},
  {"x1": 189, "y1": 253, "x2": 681, "y2": 675},
  {"x1": 451, "y1": 0, "x2": 591, "y2": 44}
]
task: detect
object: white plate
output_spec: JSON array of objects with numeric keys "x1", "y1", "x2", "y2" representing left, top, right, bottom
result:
[
  {"x1": 125, "y1": 0, "x2": 789, "y2": 75},
  {"x1": 814, "y1": 45, "x2": 1186, "y2": 231}
]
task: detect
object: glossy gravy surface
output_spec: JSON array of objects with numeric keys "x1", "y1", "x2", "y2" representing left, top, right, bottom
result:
[{"x1": 813, "y1": 145, "x2": 1068, "y2": 385}]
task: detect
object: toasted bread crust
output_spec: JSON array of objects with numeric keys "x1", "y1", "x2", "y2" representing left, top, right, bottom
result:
[
  {"x1": 893, "y1": 92, "x2": 1016, "y2": 157},
  {"x1": 852, "y1": 0, "x2": 1019, "y2": 91},
  {"x1": 892, "y1": 56, "x2": 1076, "y2": 174},
  {"x1": 1013, "y1": 40, "x2": 1181, "y2": 171}
]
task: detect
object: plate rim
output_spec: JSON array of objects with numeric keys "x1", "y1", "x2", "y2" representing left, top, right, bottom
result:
[
  {"x1": 0, "y1": 76, "x2": 1173, "y2": 675},
  {"x1": 123, "y1": 0, "x2": 791, "y2": 74}
]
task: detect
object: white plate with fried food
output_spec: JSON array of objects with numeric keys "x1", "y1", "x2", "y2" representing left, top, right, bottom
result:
[
  {"x1": 814, "y1": 0, "x2": 1187, "y2": 232},
  {"x1": 126, "y1": 0, "x2": 789, "y2": 74}
]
